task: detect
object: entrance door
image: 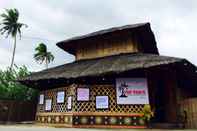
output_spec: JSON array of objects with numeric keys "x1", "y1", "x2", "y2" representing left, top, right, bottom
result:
[
  {"x1": 154, "y1": 76, "x2": 166, "y2": 122},
  {"x1": 152, "y1": 69, "x2": 178, "y2": 123}
]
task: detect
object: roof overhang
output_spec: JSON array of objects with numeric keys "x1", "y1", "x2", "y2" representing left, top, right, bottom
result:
[
  {"x1": 56, "y1": 22, "x2": 159, "y2": 55},
  {"x1": 18, "y1": 53, "x2": 197, "y2": 90}
]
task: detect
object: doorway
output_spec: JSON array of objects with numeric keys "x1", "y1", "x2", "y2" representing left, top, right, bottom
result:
[{"x1": 153, "y1": 75, "x2": 166, "y2": 122}]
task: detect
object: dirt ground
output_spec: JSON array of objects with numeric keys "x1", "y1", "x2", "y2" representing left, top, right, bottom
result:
[{"x1": 0, "y1": 124, "x2": 196, "y2": 131}]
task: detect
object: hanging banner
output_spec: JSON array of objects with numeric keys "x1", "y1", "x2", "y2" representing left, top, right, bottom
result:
[
  {"x1": 116, "y1": 78, "x2": 149, "y2": 104},
  {"x1": 77, "y1": 88, "x2": 89, "y2": 101},
  {"x1": 57, "y1": 91, "x2": 65, "y2": 103}
]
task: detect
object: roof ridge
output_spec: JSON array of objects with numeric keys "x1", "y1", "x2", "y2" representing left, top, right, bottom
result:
[{"x1": 57, "y1": 22, "x2": 150, "y2": 45}]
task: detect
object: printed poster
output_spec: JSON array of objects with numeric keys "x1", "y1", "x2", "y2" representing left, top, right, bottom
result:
[
  {"x1": 77, "y1": 88, "x2": 89, "y2": 101},
  {"x1": 45, "y1": 99, "x2": 52, "y2": 111},
  {"x1": 116, "y1": 78, "x2": 149, "y2": 104},
  {"x1": 39, "y1": 94, "x2": 44, "y2": 104},
  {"x1": 57, "y1": 91, "x2": 65, "y2": 103},
  {"x1": 67, "y1": 96, "x2": 72, "y2": 109},
  {"x1": 96, "y1": 96, "x2": 109, "y2": 109}
]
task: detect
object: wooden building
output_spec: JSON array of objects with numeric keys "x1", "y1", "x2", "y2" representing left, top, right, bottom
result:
[{"x1": 19, "y1": 23, "x2": 197, "y2": 128}]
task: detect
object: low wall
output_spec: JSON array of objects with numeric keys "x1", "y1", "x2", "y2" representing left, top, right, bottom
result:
[
  {"x1": 36, "y1": 112, "x2": 145, "y2": 128},
  {"x1": 0, "y1": 100, "x2": 37, "y2": 122}
]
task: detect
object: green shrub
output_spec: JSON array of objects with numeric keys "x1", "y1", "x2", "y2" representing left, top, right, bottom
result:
[
  {"x1": 0, "y1": 65, "x2": 38, "y2": 101},
  {"x1": 142, "y1": 105, "x2": 154, "y2": 123}
]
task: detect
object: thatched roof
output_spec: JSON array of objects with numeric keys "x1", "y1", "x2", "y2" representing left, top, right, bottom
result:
[
  {"x1": 19, "y1": 53, "x2": 185, "y2": 81},
  {"x1": 57, "y1": 22, "x2": 159, "y2": 55}
]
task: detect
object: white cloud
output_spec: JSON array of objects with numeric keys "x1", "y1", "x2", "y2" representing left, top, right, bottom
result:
[{"x1": 0, "y1": 0, "x2": 197, "y2": 72}]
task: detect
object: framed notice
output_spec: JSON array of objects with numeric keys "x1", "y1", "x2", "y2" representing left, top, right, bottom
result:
[
  {"x1": 39, "y1": 94, "x2": 44, "y2": 104},
  {"x1": 67, "y1": 96, "x2": 72, "y2": 110},
  {"x1": 57, "y1": 91, "x2": 65, "y2": 103},
  {"x1": 96, "y1": 96, "x2": 109, "y2": 109},
  {"x1": 77, "y1": 88, "x2": 89, "y2": 101},
  {"x1": 116, "y1": 78, "x2": 149, "y2": 104},
  {"x1": 45, "y1": 99, "x2": 52, "y2": 111}
]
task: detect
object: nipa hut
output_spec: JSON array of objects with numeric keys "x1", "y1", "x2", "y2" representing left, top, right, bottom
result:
[{"x1": 19, "y1": 22, "x2": 197, "y2": 128}]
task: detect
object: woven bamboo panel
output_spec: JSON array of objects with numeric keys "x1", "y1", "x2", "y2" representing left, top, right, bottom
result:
[
  {"x1": 37, "y1": 84, "x2": 144, "y2": 113},
  {"x1": 37, "y1": 84, "x2": 76, "y2": 113},
  {"x1": 73, "y1": 85, "x2": 144, "y2": 113}
]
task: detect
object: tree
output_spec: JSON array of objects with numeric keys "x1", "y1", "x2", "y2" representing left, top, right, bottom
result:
[
  {"x1": 0, "y1": 8, "x2": 27, "y2": 69},
  {"x1": 34, "y1": 43, "x2": 54, "y2": 69},
  {"x1": 0, "y1": 65, "x2": 38, "y2": 101}
]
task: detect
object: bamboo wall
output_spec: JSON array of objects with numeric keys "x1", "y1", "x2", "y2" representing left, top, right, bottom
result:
[
  {"x1": 76, "y1": 35, "x2": 139, "y2": 60},
  {"x1": 36, "y1": 84, "x2": 145, "y2": 128}
]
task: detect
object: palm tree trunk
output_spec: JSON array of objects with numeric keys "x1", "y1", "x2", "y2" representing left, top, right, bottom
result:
[
  {"x1": 45, "y1": 58, "x2": 48, "y2": 69},
  {"x1": 10, "y1": 36, "x2": 16, "y2": 69}
]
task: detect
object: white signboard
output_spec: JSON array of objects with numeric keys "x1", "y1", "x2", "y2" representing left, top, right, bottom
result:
[
  {"x1": 45, "y1": 99, "x2": 52, "y2": 111},
  {"x1": 39, "y1": 94, "x2": 44, "y2": 104},
  {"x1": 116, "y1": 78, "x2": 149, "y2": 104},
  {"x1": 57, "y1": 91, "x2": 65, "y2": 103},
  {"x1": 77, "y1": 88, "x2": 89, "y2": 101},
  {"x1": 96, "y1": 96, "x2": 109, "y2": 109},
  {"x1": 67, "y1": 96, "x2": 72, "y2": 109}
]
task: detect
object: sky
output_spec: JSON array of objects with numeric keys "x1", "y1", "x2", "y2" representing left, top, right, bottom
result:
[{"x1": 0, "y1": 0, "x2": 197, "y2": 71}]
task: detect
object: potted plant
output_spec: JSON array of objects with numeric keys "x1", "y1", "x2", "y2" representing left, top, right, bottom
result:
[{"x1": 142, "y1": 105, "x2": 154, "y2": 128}]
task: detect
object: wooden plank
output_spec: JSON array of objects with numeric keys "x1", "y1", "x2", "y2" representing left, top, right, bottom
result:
[
  {"x1": 180, "y1": 98, "x2": 197, "y2": 128},
  {"x1": 0, "y1": 100, "x2": 36, "y2": 122},
  {"x1": 36, "y1": 112, "x2": 73, "y2": 116},
  {"x1": 36, "y1": 112, "x2": 143, "y2": 117}
]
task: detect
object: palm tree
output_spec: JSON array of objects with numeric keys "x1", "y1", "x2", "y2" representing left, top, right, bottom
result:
[
  {"x1": 34, "y1": 43, "x2": 54, "y2": 69},
  {"x1": 0, "y1": 8, "x2": 27, "y2": 69}
]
